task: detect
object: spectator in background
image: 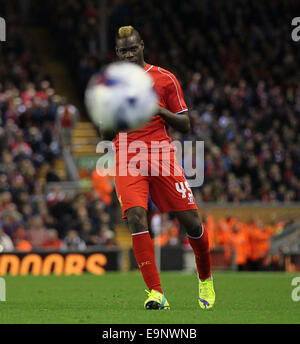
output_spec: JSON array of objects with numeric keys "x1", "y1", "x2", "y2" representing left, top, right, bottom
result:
[
  {"x1": 247, "y1": 218, "x2": 271, "y2": 270},
  {"x1": 98, "y1": 212, "x2": 114, "y2": 232},
  {"x1": 42, "y1": 162, "x2": 61, "y2": 183},
  {"x1": 153, "y1": 220, "x2": 180, "y2": 247},
  {"x1": 62, "y1": 229, "x2": 87, "y2": 251},
  {"x1": 0, "y1": 173, "x2": 9, "y2": 192},
  {"x1": 91, "y1": 168, "x2": 114, "y2": 206},
  {"x1": 27, "y1": 215, "x2": 48, "y2": 250},
  {"x1": 98, "y1": 224, "x2": 116, "y2": 248},
  {"x1": 11, "y1": 130, "x2": 33, "y2": 159},
  {"x1": 216, "y1": 214, "x2": 236, "y2": 266},
  {"x1": 16, "y1": 240, "x2": 32, "y2": 252},
  {"x1": 2, "y1": 204, "x2": 23, "y2": 238},
  {"x1": 11, "y1": 223, "x2": 32, "y2": 252},
  {"x1": 79, "y1": 220, "x2": 98, "y2": 246},
  {"x1": 19, "y1": 203, "x2": 33, "y2": 222},
  {"x1": 202, "y1": 212, "x2": 215, "y2": 250},
  {"x1": 231, "y1": 221, "x2": 251, "y2": 271},
  {"x1": 42, "y1": 228, "x2": 63, "y2": 251},
  {"x1": 46, "y1": 183, "x2": 65, "y2": 206},
  {"x1": 0, "y1": 226, "x2": 15, "y2": 252},
  {"x1": 56, "y1": 98, "x2": 79, "y2": 151}
]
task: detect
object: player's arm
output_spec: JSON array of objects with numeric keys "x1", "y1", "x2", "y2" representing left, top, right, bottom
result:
[
  {"x1": 158, "y1": 70, "x2": 190, "y2": 134},
  {"x1": 156, "y1": 106, "x2": 190, "y2": 134}
]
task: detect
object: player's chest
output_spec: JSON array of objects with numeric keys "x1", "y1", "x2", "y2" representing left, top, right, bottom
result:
[{"x1": 152, "y1": 80, "x2": 167, "y2": 106}]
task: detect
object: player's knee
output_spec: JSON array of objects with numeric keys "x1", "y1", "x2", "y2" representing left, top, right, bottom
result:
[
  {"x1": 126, "y1": 207, "x2": 148, "y2": 234},
  {"x1": 186, "y1": 219, "x2": 203, "y2": 238},
  {"x1": 177, "y1": 210, "x2": 203, "y2": 238}
]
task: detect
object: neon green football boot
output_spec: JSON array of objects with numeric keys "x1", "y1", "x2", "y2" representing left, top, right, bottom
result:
[
  {"x1": 198, "y1": 277, "x2": 215, "y2": 310},
  {"x1": 144, "y1": 289, "x2": 170, "y2": 310}
]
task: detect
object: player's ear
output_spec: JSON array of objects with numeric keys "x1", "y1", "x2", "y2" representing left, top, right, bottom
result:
[{"x1": 140, "y1": 40, "x2": 144, "y2": 50}]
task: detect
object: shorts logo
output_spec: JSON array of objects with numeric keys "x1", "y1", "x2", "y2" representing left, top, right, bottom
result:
[
  {"x1": 175, "y1": 181, "x2": 195, "y2": 204},
  {"x1": 188, "y1": 197, "x2": 194, "y2": 204}
]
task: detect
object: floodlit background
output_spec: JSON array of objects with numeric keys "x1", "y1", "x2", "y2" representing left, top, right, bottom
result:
[{"x1": 0, "y1": 0, "x2": 300, "y2": 275}]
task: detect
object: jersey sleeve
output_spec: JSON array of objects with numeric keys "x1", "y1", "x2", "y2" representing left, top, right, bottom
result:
[{"x1": 164, "y1": 72, "x2": 188, "y2": 114}]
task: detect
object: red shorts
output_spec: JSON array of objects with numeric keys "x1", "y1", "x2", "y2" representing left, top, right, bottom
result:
[{"x1": 114, "y1": 151, "x2": 198, "y2": 218}]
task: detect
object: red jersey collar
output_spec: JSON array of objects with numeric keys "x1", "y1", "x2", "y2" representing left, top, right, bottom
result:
[{"x1": 144, "y1": 63, "x2": 153, "y2": 72}]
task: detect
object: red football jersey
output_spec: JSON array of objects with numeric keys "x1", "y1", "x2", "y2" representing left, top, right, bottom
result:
[{"x1": 113, "y1": 63, "x2": 188, "y2": 152}]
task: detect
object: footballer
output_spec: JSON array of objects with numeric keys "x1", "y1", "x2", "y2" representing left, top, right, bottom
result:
[{"x1": 109, "y1": 26, "x2": 215, "y2": 310}]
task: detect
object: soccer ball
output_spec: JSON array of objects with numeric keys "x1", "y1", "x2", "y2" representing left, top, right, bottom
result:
[{"x1": 85, "y1": 62, "x2": 158, "y2": 131}]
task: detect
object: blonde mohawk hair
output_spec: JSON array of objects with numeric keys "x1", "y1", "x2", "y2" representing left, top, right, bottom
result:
[{"x1": 118, "y1": 26, "x2": 134, "y2": 38}]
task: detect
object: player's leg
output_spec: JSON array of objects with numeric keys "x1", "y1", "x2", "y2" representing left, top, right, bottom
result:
[
  {"x1": 174, "y1": 209, "x2": 211, "y2": 280},
  {"x1": 126, "y1": 206, "x2": 162, "y2": 294},
  {"x1": 126, "y1": 206, "x2": 169, "y2": 310},
  {"x1": 115, "y1": 165, "x2": 169, "y2": 309},
  {"x1": 149, "y1": 153, "x2": 215, "y2": 309},
  {"x1": 174, "y1": 209, "x2": 215, "y2": 309}
]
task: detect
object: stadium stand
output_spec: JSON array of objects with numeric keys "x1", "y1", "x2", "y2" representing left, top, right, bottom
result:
[
  {"x1": 0, "y1": 1, "x2": 117, "y2": 253},
  {"x1": 37, "y1": 0, "x2": 300, "y2": 203},
  {"x1": 0, "y1": 0, "x2": 299, "y2": 271}
]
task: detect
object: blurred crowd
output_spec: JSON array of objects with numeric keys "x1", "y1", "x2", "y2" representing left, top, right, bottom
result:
[
  {"x1": 1, "y1": 0, "x2": 300, "y2": 259},
  {"x1": 0, "y1": 184, "x2": 118, "y2": 252},
  {"x1": 0, "y1": 2, "x2": 117, "y2": 253},
  {"x1": 34, "y1": 0, "x2": 300, "y2": 203},
  {"x1": 151, "y1": 211, "x2": 292, "y2": 271}
]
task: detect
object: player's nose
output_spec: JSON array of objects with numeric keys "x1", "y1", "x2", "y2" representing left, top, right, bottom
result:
[{"x1": 125, "y1": 52, "x2": 134, "y2": 59}]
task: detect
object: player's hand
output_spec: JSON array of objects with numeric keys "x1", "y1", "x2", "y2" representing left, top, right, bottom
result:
[
  {"x1": 156, "y1": 105, "x2": 168, "y2": 116},
  {"x1": 148, "y1": 105, "x2": 167, "y2": 122}
]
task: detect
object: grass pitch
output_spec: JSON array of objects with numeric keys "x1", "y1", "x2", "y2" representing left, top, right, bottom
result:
[{"x1": 0, "y1": 271, "x2": 299, "y2": 324}]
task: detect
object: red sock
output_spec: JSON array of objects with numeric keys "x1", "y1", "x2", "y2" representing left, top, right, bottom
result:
[
  {"x1": 132, "y1": 231, "x2": 163, "y2": 294},
  {"x1": 188, "y1": 224, "x2": 212, "y2": 280}
]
